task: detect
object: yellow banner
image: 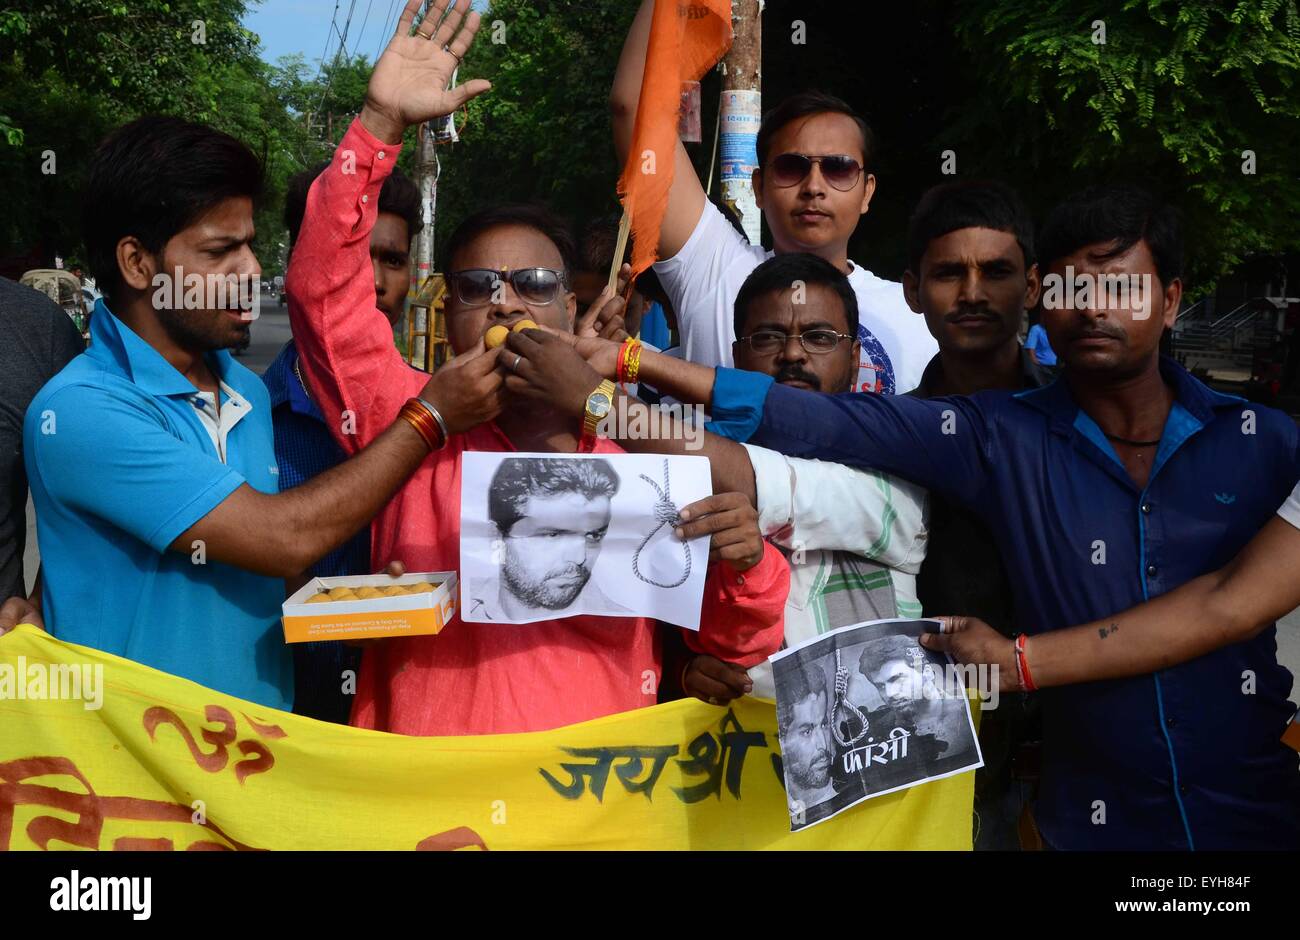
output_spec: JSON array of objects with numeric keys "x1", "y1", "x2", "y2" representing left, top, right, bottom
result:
[{"x1": 0, "y1": 625, "x2": 973, "y2": 850}]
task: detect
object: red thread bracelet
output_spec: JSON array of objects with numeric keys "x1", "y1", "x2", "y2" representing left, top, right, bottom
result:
[{"x1": 1014, "y1": 633, "x2": 1037, "y2": 692}]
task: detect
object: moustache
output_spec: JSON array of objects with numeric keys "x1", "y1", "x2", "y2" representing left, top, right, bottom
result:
[
  {"x1": 545, "y1": 564, "x2": 589, "y2": 582},
  {"x1": 945, "y1": 305, "x2": 1000, "y2": 323},
  {"x1": 774, "y1": 366, "x2": 821, "y2": 390},
  {"x1": 1064, "y1": 323, "x2": 1127, "y2": 343}
]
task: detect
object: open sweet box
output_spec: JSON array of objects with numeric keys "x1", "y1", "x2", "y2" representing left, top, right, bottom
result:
[{"x1": 281, "y1": 571, "x2": 458, "y2": 644}]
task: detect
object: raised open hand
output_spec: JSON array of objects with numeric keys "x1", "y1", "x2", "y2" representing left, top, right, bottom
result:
[{"x1": 361, "y1": 0, "x2": 492, "y2": 144}]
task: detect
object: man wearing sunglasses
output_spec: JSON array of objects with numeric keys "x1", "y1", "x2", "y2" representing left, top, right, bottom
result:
[
  {"x1": 286, "y1": 0, "x2": 788, "y2": 737},
  {"x1": 612, "y1": 0, "x2": 936, "y2": 393},
  {"x1": 497, "y1": 254, "x2": 926, "y2": 710}
]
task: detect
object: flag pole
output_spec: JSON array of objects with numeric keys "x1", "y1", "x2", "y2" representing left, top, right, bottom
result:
[{"x1": 608, "y1": 207, "x2": 633, "y2": 294}]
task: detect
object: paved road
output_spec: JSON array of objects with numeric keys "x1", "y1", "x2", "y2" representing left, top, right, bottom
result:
[
  {"x1": 17, "y1": 299, "x2": 1300, "y2": 687},
  {"x1": 237, "y1": 297, "x2": 294, "y2": 375}
]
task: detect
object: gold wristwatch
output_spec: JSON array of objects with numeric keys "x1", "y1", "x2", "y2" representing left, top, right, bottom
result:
[{"x1": 582, "y1": 379, "x2": 616, "y2": 438}]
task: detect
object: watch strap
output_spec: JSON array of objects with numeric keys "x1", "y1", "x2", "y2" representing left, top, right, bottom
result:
[{"x1": 582, "y1": 379, "x2": 616, "y2": 438}]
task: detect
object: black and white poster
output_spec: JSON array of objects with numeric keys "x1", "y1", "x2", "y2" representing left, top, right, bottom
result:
[
  {"x1": 771, "y1": 618, "x2": 983, "y2": 831},
  {"x1": 459, "y1": 452, "x2": 712, "y2": 629}
]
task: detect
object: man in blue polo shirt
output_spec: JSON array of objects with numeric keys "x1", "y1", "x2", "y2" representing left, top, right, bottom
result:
[
  {"x1": 707, "y1": 184, "x2": 1300, "y2": 850},
  {"x1": 28, "y1": 292, "x2": 295, "y2": 706},
  {"x1": 20, "y1": 27, "x2": 502, "y2": 711}
]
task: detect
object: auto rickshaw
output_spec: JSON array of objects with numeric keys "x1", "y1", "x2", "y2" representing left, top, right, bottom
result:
[{"x1": 20, "y1": 268, "x2": 90, "y2": 338}]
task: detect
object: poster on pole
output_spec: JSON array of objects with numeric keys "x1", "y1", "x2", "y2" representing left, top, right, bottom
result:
[{"x1": 719, "y1": 88, "x2": 762, "y2": 245}]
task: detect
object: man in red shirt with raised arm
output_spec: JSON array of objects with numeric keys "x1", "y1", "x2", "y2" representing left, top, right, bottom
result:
[{"x1": 286, "y1": 0, "x2": 788, "y2": 736}]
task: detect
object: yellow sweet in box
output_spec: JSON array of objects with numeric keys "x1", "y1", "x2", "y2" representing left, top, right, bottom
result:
[
  {"x1": 303, "y1": 580, "x2": 441, "y2": 603},
  {"x1": 485, "y1": 324, "x2": 510, "y2": 349},
  {"x1": 512, "y1": 319, "x2": 538, "y2": 333}
]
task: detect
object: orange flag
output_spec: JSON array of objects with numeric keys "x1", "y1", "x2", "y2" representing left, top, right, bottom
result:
[{"x1": 619, "y1": 0, "x2": 733, "y2": 279}]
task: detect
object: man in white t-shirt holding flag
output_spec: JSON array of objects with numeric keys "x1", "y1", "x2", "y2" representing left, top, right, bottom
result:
[{"x1": 611, "y1": 0, "x2": 937, "y2": 393}]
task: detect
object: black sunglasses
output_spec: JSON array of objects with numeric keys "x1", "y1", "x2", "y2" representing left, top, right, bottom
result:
[
  {"x1": 768, "y1": 153, "x2": 864, "y2": 192},
  {"x1": 448, "y1": 267, "x2": 568, "y2": 308}
]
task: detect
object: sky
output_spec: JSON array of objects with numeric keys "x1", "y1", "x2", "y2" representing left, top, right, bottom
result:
[{"x1": 245, "y1": 0, "x2": 490, "y2": 68}]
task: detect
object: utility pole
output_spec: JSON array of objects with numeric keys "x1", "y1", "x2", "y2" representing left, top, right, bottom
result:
[
  {"x1": 411, "y1": 122, "x2": 438, "y2": 369},
  {"x1": 409, "y1": 65, "x2": 462, "y2": 371},
  {"x1": 719, "y1": 0, "x2": 762, "y2": 244}
]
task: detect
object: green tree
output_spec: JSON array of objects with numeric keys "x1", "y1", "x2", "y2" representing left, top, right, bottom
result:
[
  {"x1": 0, "y1": 0, "x2": 292, "y2": 269},
  {"x1": 0, "y1": 0, "x2": 260, "y2": 138},
  {"x1": 950, "y1": 0, "x2": 1300, "y2": 290},
  {"x1": 433, "y1": 0, "x2": 653, "y2": 265},
  {"x1": 0, "y1": 0, "x2": 393, "y2": 274}
]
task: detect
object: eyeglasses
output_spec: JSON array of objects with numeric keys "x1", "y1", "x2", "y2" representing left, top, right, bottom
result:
[
  {"x1": 448, "y1": 268, "x2": 568, "y2": 308},
  {"x1": 736, "y1": 329, "x2": 854, "y2": 355},
  {"x1": 768, "y1": 153, "x2": 864, "y2": 192}
]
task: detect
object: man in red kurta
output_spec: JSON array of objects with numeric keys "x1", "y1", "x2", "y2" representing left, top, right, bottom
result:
[{"x1": 285, "y1": 2, "x2": 787, "y2": 736}]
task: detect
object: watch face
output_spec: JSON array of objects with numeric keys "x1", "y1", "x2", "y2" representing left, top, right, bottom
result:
[{"x1": 587, "y1": 393, "x2": 612, "y2": 417}]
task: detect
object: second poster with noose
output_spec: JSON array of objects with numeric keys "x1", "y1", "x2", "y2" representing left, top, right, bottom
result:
[{"x1": 459, "y1": 452, "x2": 712, "y2": 628}]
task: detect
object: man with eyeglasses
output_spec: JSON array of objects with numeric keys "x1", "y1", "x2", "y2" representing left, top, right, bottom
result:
[
  {"x1": 612, "y1": 0, "x2": 936, "y2": 393},
  {"x1": 286, "y1": 0, "x2": 789, "y2": 737},
  {"x1": 682, "y1": 253, "x2": 928, "y2": 702}
]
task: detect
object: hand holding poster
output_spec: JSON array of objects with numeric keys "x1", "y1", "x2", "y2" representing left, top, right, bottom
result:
[
  {"x1": 459, "y1": 452, "x2": 712, "y2": 629},
  {"x1": 771, "y1": 619, "x2": 984, "y2": 831}
]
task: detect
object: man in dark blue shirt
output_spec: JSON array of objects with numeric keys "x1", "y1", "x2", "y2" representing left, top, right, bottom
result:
[
  {"x1": 900, "y1": 181, "x2": 1054, "y2": 850},
  {"x1": 264, "y1": 162, "x2": 421, "y2": 723},
  {"x1": 708, "y1": 184, "x2": 1300, "y2": 850}
]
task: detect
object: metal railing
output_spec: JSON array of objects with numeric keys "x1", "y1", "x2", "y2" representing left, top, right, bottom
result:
[{"x1": 1172, "y1": 298, "x2": 1282, "y2": 376}]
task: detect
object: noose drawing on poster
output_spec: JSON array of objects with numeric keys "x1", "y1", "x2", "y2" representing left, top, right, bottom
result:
[
  {"x1": 458, "y1": 452, "x2": 713, "y2": 630},
  {"x1": 632, "y1": 459, "x2": 692, "y2": 589}
]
